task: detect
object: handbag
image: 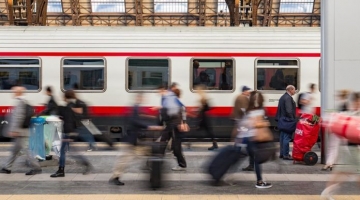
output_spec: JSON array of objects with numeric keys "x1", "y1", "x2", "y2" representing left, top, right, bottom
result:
[
  {"x1": 254, "y1": 141, "x2": 277, "y2": 164},
  {"x1": 278, "y1": 117, "x2": 297, "y2": 133},
  {"x1": 252, "y1": 117, "x2": 273, "y2": 142},
  {"x1": 178, "y1": 123, "x2": 190, "y2": 132}
]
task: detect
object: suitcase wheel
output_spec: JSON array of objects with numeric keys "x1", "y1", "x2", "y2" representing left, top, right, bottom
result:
[{"x1": 303, "y1": 151, "x2": 318, "y2": 166}]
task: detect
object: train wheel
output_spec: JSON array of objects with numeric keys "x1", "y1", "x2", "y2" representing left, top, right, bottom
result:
[{"x1": 304, "y1": 151, "x2": 318, "y2": 166}]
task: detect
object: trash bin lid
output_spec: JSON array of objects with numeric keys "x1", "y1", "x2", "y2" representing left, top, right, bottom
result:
[
  {"x1": 30, "y1": 117, "x2": 46, "y2": 124},
  {"x1": 45, "y1": 116, "x2": 62, "y2": 122}
]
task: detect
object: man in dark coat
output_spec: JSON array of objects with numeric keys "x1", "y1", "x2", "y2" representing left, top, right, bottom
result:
[{"x1": 276, "y1": 85, "x2": 296, "y2": 160}]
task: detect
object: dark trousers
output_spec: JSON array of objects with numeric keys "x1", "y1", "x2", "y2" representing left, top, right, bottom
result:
[
  {"x1": 160, "y1": 123, "x2": 186, "y2": 168},
  {"x1": 279, "y1": 132, "x2": 292, "y2": 157},
  {"x1": 59, "y1": 134, "x2": 90, "y2": 168},
  {"x1": 199, "y1": 121, "x2": 215, "y2": 141},
  {"x1": 245, "y1": 138, "x2": 262, "y2": 182}
]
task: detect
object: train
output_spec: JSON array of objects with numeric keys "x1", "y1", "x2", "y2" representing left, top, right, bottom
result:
[{"x1": 0, "y1": 27, "x2": 321, "y2": 141}]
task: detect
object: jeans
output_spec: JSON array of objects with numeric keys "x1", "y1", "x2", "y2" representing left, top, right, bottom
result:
[
  {"x1": 59, "y1": 134, "x2": 90, "y2": 168},
  {"x1": 280, "y1": 131, "x2": 292, "y2": 157},
  {"x1": 242, "y1": 137, "x2": 254, "y2": 167},
  {"x1": 77, "y1": 126, "x2": 96, "y2": 148},
  {"x1": 244, "y1": 138, "x2": 262, "y2": 181}
]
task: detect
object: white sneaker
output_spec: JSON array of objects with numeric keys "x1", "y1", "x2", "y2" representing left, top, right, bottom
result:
[{"x1": 171, "y1": 166, "x2": 186, "y2": 171}]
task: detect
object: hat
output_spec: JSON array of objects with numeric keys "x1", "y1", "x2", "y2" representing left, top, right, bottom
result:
[{"x1": 242, "y1": 86, "x2": 251, "y2": 92}]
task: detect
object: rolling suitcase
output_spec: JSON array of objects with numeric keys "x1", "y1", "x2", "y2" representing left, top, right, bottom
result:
[{"x1": 208, "y1": 145, "x2": 243, "y2": 183}]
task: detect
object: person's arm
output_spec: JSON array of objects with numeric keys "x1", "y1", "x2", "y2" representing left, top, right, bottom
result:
[{"x1": 285, "y1": 97, "x2": 295, "y2": 119}]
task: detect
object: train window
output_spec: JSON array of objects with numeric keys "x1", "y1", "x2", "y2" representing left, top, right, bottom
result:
[
  {"x1": 255, "y1": 59, "x2": 299, "y2": 91},
  {"x1": 0, "y1": 58, "x2": 41, "y2": 91},
  {"x1": 62, "y1": 58, "x2": 106, "y2": 92},
  {"x1": 127, "y1": 58, "x2": 170, "y2": 91},
  {"x1": 191, "y1": 59, "x2": 234, "y2": 92}
]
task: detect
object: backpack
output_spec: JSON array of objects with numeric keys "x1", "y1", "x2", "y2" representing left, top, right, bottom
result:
[
  {"x1": 22, "y1": 101, "x2": 35, "y2": 128},
  {"x1": 297, "y1": 92, "x2": 308, "y2": 110}
]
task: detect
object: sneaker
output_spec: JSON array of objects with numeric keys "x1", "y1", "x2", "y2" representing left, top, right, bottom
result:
[
  {"x1": 255, "y1": 181, "x2": 272, "y2": 189},
  {"x1": 109, "y1": 177, "x2": 125, "y2": 186},
  {"x1": 0, "y1": 168, "x2": 11, "y2": 174},
  {"x1": 171, "y1": 166, "x2": 186, "y2": 171}
]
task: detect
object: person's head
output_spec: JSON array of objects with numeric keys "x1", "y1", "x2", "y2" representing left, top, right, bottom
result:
[
  {"x1": 170, "y1": 82, "x2": 178, "y2": 91},
  {"x1": 247, "y1": 91, "x2": 264, "y2": 112},
  {"x1": 309, "y1": 83, "x2": 316, "y2": 93},
  {"x1": 241, "y1": 86, "x2": 251, "y2": 97},
  {"x1": 338, "y1": 89, "x2": 350, "y2": 101},
  {"x1": 194, "y1": 84, "x2": 207, "y2": 101},
  {"x1": 193, "y1": 60, "x2": 200, "y2": 69},
  {"x1": 173, "y1": 88, "x2": 181, "y2": 98},
  {"x1": 45, "y1": 86, "x2": 53, "y2": 96},
  {"x1": 12, "y1": 86, "x2": 25, "y2": 98},
  {"x1": 286, "y1": 85, "x2": 296, "y2": 96},
  {"x1": 350, "y1": 92, "x2": 360, "y2": 110},
  {"x1": 64, "y1": 90, "x2": 76, "y2": 101}
]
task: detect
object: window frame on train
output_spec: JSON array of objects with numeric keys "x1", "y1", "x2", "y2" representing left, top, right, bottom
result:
[
  {"x1": 319, "y1": 59, "x2": 321, "y2": 92},
  {"x1": 254, "y1": 58, "x2": 300, "y2": 93},
  {"x1": 190, "y1": 58, "x2": 236, "y2": 93},
  {"x1": 0, "y1": 57, "x2": 42, "y2": 92},
  {"x1": 60, "y1": 57, "x2": 107, "y2": 93},
  {"x1": 125, "y1": 58, "x2": 171, "y2": 92}
]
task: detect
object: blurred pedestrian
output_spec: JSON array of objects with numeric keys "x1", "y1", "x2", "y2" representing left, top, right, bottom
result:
[
  {"x1": 38, "y1": 86, "x2": 58, "y2": 116},
  {"x1": 240, "y1": 91, "x2": 272, "y2": 189},
  {"x1": 109, "y1": 93, "x2": 164, "y2": 186},
  {"x1": 321, "y1": 92, "x2": 360, "y2": 200},
  {"x1": 0, "y1": 86, "x2": 42, "y2": 175},
  {"x1": 194, "y1": 84, "x2": 217, "y2": 150},
  {"x1": 322, "y1": 89, "x2": 350, "y2": 171},
  {"x1": 50, "y1": 90, "x2": 92, "y2": 178}
]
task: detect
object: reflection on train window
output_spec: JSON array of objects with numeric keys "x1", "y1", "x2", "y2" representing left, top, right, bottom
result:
[
  {"x1": 127, "y1": 59, "x2": 169, "y2": 91},
  {"x1": 62, "y1": 59, "x2": 105, "y2": 91},
  {"x1": 256, "y1": 59, "x2": 299, "y2": 91},
  {"x1": 191, "y1": 59, "x2": 234, "y2": 91},
  {"x1": 0, "y1": 59, "x2": 40, "y2": 91}
]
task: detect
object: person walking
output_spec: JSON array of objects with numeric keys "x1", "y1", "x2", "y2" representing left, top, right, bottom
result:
[
  {"x1": 276, "y1": 85, "x2": 297, "y2": 160},
  {"x1": 0, "y1": 86, "x2": 42, "y2": 175},
  {"x1": 50, "y1": 90, "x2": 92, "y2": 178}
]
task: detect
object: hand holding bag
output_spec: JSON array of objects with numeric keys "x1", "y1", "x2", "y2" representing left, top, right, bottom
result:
[
  {"x1": 252, "y1": 116, "x2": 273, "y2": 142},
  {"x1": 278, "y1": 117, "x2": 297, "y2": 133},
  {"x1": 178, "y1": 123, "x2": 190, "y2": 132}
]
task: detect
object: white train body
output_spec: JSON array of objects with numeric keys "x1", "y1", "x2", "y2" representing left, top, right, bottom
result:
[{"x1": 0, "y1": 27, "x2": 321, "y2": 138}]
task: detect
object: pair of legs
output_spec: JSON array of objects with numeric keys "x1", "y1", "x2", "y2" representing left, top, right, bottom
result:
[
  {"x1": 1, "y1": 136, "x2": 42, "y2": 175},
  {"x1": 242, "y1": 137, "x2": 254, "y2": 171},
  {"x1": 77, "y1": 126, "x2": 97, "y2": 150},
  {"x1": 245, "y1": 138, "x2": 272, "y2": 188},
  {"x1": 199, "y1": 121, "x2": 218, "y2": 150},
  {"x1": 279, "y1": 132, "x2": 292, "y2": 159},
  {"x1": 109, "y1": 144, "x2": 136, "y2": 185},
  {"x1": 51, "y1": 133, "x2": 92, "y2": 178},
  {"x1": 160, "y1": 123, "x2": 186, "y2": 169}
]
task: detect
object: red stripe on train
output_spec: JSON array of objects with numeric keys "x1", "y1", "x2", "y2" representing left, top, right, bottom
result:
[
  {"x1": 0, "y1": 52, "x2": 321, "y2": 57},
  {"x1": 0, "y1": 106, "x2": 321, "y2": 117}
]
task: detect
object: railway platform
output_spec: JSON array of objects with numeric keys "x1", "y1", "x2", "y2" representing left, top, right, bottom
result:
[{"x1": 0, "y1": 142, "x2": 359, "y2": 200}]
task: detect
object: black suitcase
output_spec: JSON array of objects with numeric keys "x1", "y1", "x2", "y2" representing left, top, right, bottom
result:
[{"x1": 208, "y1": 145, "x2": 243, "y2": 183}]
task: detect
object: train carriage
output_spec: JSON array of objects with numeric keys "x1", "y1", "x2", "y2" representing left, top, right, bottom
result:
[{"x1": 0, "y1": 27, "x2": 321, "y2": 141}]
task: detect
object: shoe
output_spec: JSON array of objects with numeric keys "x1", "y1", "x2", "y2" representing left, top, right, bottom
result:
[
  {"x1": 0, "y1": 168, "x2": 11, "y2": 174},
  {"x1": 172, "y1": 166, "x2": 186, "y2": 171},
  {"x1": 109, "y1": 177, "x2": 125, "y2": 186},
  {"x1": 87, "y1": 147, "x2": 96, "y2": 152},
  {"x1": 283, "y1": 156, "x2": 293, "y2": 160},
  {"x1": 45, "y1": 155, "x2": 53, "y2": 160},
  {"x1": 25, "y1": 169, "x2": 42, "y2": 176},
  {"x1": 255, "y1": 181, "x2": 272, "y2": 189},
  {"x1": 50, "y1": 168, "x2": 65, "y2": 178},
  {"x1": 321, "y1": 165, "x2": 333, "y2": 171},
  {"x1": 242, "y1": 165, "x2": 254, "y2": 171},
  {"x1": 279, "y1": 155, "x2": 283, "y2": 159},
  {"x1": 83, "y1": 163, "x2": 93, "y2": 175},
  {"x1": 208, "y1": 142, "x2": 218, "y2": 151}
]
